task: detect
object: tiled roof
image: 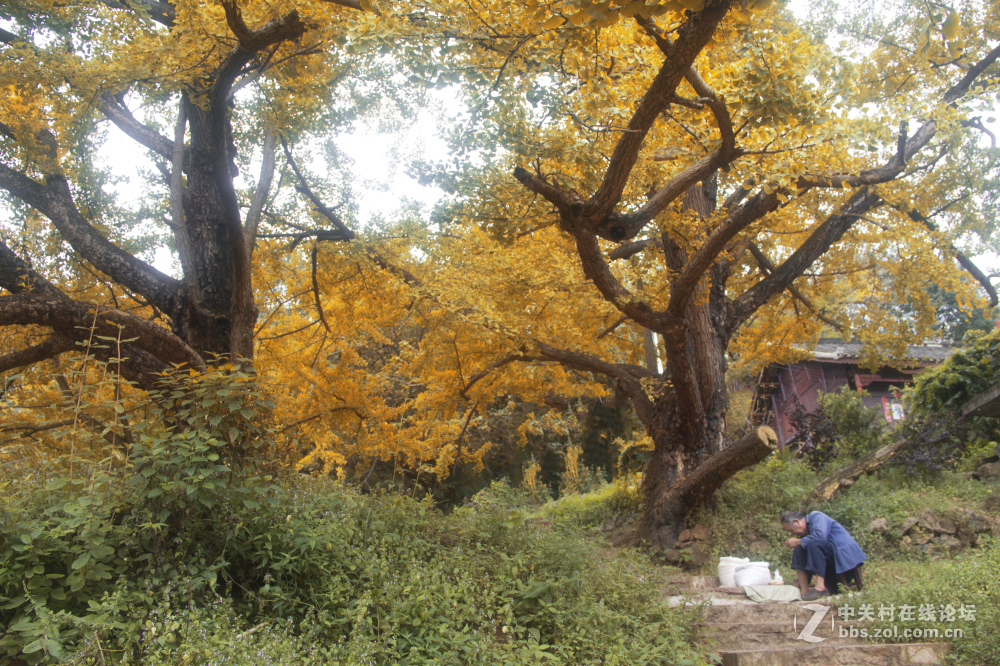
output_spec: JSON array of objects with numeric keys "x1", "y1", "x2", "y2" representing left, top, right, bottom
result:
[{"x1": 808, "y1": 338, "x2": 958, "y2": 363}]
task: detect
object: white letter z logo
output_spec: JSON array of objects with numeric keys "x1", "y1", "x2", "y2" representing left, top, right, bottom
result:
[{"x1": 796, "y1": 603, "x2": 831, "y2": 643}]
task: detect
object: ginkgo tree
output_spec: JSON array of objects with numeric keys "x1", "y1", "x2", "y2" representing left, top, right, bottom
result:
[
  {"x1": 415, "y1": 0, "x2": 1000, "y2": 548},
  {"x1": 1, "y1": 0, "x2": 999, "y2": 551},
  {"x1": 0, "y1": 0, "x2": 426, "y2": 388}
]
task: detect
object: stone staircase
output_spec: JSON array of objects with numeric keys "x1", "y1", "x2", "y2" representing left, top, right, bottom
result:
[{"x1": 667, "y1": 576, "x2": 950, "y2": 666}]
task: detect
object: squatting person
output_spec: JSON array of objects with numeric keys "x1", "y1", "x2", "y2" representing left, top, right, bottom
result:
[{"x1": 780, "y1": 510, "x2": 866, "y2": 600}]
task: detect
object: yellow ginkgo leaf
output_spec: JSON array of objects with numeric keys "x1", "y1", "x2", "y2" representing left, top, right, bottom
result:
[{"x1": 942, "y1": 10, "x2": 960, "y2": 40}]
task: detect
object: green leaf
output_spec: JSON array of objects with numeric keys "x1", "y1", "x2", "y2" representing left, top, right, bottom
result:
[{"x1": 72, "y1": 552, "x2": 91, "y2": 569}]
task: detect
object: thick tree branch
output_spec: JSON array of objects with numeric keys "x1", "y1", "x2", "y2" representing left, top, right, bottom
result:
[
  {"x1": 727, "y1": 41, "x2": 1000, "y2": 332},
  {"x1": 0, "y1": 413, "x2": 132, "y2": 448},
  {"x1": 0, "y1": 239, "x2": 66, "y2": 298},
  {"x1": 748, "y1": 242, "x2": 844, "y2": 331},
  {"x1": 668, "y1": 189, "x2": 781, "y2": 319},
  {"x1": 0, "y1": 294, "x2": 206, "y2": 372},
  {"x1": 511, "y1": 166, "x2": 582, "y2": 214},
  {"x1": 675, "y1": 430, "x2": 774, "y2": 508},
  {"x1": 535, "y1": 340, "x2": 655, "y2": 424},
  {"x1": 98, "y1": 94, "x2": 178, "y2": 162},
  {"x1": 212, "y1": 2, "x2": 305, "y2": 358},
  {"x1": 0, "y1": 333, "x2": 78, "y2": 374},
  {"x1": 459, "y1": 350, "x2": 541, "y2": 399},
  {"x1": 583, "y1": 0, "x2": 735, "y2": 222},
  {"x1": 574, "y1": 230, "x2": 664, "y2": 331},
  {"x1": 608, "y1": 238, "x2": 660, "y2": 261},
  {"x1": 604, "y1": 151, "x2": 742, "y2": 241},
  {"x1": 0, "y1": 164, "x2": 183, "y2": 313}
]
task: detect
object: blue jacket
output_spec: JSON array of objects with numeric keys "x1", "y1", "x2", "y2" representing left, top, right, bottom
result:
[{"x1": 801, "y1": 511, "x2": 867, "y2": 574}]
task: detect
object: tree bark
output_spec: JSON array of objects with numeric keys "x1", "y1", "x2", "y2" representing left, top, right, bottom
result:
[{"x1": 809, "y1": 439, "x2": 908, "y2": 503}]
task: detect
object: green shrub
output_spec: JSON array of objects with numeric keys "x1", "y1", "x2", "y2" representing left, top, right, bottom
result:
[
  {"x1": 817, "y1": 389, "x2": 888, "y2": 458},
  {"x1": 536, "y1": 475, "x2": 643, "y2": 528},
  {"x1": 2, "y1": 463, "x2": 705, "y2": 665},
  {"x1": 907, "y1": 329, "x2": 1000, "y2": 449}
]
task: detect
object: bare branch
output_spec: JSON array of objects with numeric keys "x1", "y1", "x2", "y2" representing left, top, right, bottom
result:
[
  {"x1": 898, "y1": 207, "x2": 999, "y2": 307},
  {"x1": 311, "y1": 243, "x2": 332, "y2": 333},
  {"x1": 596, "y1": 314, "x2": 630, "y2": 340},
  {"x1": 245, "y1": 125, "x2": 277, "y2": 251},
  {"x1": 282, "y1": 138, "x2": 356, "y2": 240}
]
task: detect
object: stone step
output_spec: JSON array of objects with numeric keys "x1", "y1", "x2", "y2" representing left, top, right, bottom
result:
[
  {"x1": 703, "y1": 600, "x2": 839, "y2": 623},
  {"x1": 668, "y1": 575, "x2": 721, "y2": 589},
  {"x1": 716, "y1": 642, "x2": 949, "y2": 666},
  {"x1": 702, "y1": 620, "x2": 867, "y2": 649}
]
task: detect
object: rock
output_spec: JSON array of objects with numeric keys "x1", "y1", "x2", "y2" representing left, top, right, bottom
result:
[
  {"x1": 662, "y1": 549, "x2": 685, "y2": 565},
  {"x1": 749, "y1": 539, "x2": 769, "y2": 555},
  {"x1": 937, "y1": 516, "x2": 957, "y2": 535},
  {"x1": 939, "y1": 534, "x2": 964, "y2": 554},
  {"x1": 899, "y1": 516, "x2": 919, "y2": 535},
  {"x1": 677, "y1": 529, "x2": 694, "y2": 543},
  {"x1": 869, "y1": 517, "x2": 890, "y2": 533},
  {"x1": 918, "y1": 508, "x2": 955, "y2": 535},
  {"x1": 985, "y1": 494, "x2": 1000, "y2": 513},
  {"x1": 900, "y1": 535, "x2": 913, "y2": 547},
  {"x1": 684, "y1": 542, "x2": 713, "y2": 568},
  {"x1": 954, "y1": 508, "x2": 993, "y2": 545},
  {"x1": 957, "y1": 509, "x2": 992, "y2": 533},
  {"x1": 913, "y1": 530, "x2": 933, "y2": 546},
  {"x1": 973, "y1": 462, "x2": 1000, "y2": 481},
  {"x1": 691, "y1": 524, "x2": 712, "y2": 541}
]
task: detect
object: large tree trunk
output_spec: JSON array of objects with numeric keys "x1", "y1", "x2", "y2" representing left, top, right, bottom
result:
[{"x1": 637, "y1": 206, "x2": 774, "y2": 548}]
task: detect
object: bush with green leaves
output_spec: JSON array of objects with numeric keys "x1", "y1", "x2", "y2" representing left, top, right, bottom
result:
[
  {"x1": 3, "y1": 473, "x2": 709, "y2": 665},
  {"x1": 817, "y1": 389, "x2": 889, "y2": 458},
  {"x1": 535, "y1": 475, "x2": 643, "y2": 528},
  {"x1": 2, "y1": 364, "x2": 709, "y2": 666},
  {"x1": 907, "y1": 328, "x2": 1000, "y2": 453}
]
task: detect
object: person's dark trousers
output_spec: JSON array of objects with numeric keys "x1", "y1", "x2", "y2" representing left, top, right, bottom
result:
[{"x1": 792, "y1": 539, "x2": 840, "y2": 594}]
